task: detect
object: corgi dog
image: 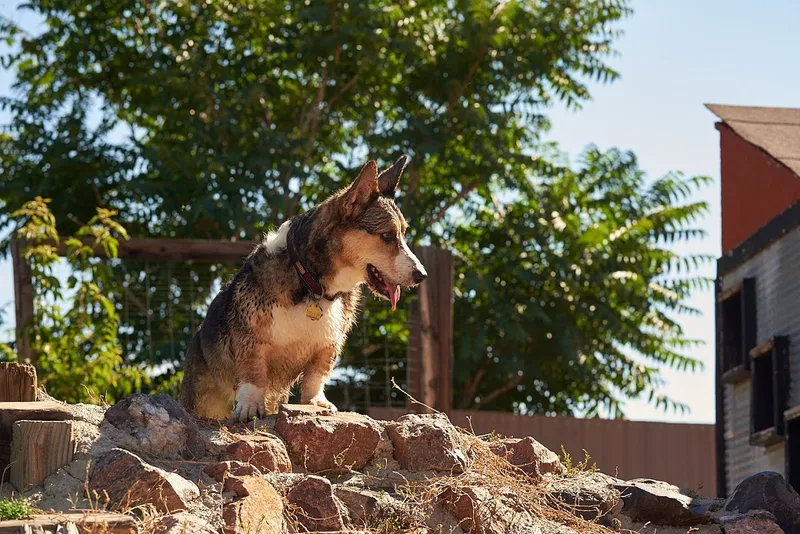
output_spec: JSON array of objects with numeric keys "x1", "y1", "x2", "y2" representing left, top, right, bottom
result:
[{"x1": 179, "y1": 156, "x2": 427, "y2": 420}]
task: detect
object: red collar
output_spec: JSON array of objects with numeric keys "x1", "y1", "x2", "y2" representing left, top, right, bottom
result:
[{"x1": 286, "y1": 232, "x2": 337, "y2": 302}]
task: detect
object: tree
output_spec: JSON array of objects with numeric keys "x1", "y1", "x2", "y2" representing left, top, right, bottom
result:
[{"x1": 0, "y1": 0, "x2": 712, "y2": 415}]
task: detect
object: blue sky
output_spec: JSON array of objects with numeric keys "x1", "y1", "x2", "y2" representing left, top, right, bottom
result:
[{"x1": 2, "y1": 0, "x2": 799, "y2": 423}]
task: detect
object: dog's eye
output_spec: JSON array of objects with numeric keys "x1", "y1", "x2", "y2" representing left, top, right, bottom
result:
[{"x1": 381, "y1": 232, "x2": 396, "y2": 243}]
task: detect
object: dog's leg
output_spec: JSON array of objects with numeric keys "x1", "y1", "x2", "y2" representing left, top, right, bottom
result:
[
  {"x1": 301, "y1": 346, "x2": 338, "y2": 412},
  {"x1": 232, "y1": 342, "x2": 269, "y2": 421}
]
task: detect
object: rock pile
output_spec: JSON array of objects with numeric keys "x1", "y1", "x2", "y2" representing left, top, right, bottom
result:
[{"x1": 1, "y1": 393, "x2": 798, "y2": 533}]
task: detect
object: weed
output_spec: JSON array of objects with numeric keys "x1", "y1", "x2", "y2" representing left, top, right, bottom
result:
[{"x1": 0, "y1": 497, "x2": 35, "y2": 520}]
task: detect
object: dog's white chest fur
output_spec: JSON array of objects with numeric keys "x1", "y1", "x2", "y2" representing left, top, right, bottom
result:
[{"x1": 269, "y1": 299, "x2": 347, "y2": 349}]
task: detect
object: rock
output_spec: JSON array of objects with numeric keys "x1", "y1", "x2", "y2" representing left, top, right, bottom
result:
[
  {"x1": 280, "y1": 403, "x2": 335, "y2": 417},
  {"x1": 440, "y1": 485, "x2": 530, "y2": 534},
  {"x1": 385, "y1": 413, "x2": 468, "y2": 473},
  {"x1": 104, "y1": 394, "x2": 205, "y2": 459},
  {"x1": 719, "y1": 511, "x2": 783, "y2": 534},
  {"x1": 89, "y1": 448, "x2": 199, "y2": 513},
  {"x1": 274, "y1": 408, "x2": 381, "y2": 472},
  {"x1": 286, "y1": 475, "x2": 346, "y2": 532},
  {"x1": 151, "y1": 512, "x2": 217, "y2": 534},
  {"x1": 222, "y1": 475, "x2": 284, "y2": 534},
  {"x1": 614, "y1": 478, "x2": 712, "y2": 526},
  {"x1": 488, "y1": 436, "x2": 563, "y2": 477},
  {"x1": 545, "y1": 472, "x2": 621, "y2": 521},
  {"x1": 724, "y1": 471, "x2": 800, "y2": 533},
  {"x1": 203, "y1": 460, "x2": 261, "y2": 483},
  {"x1": 335, "y1": 486, "x2": 414, "y2": 529},
  {"x1": 223, "y1": 433, "x2": 292, "y2": 473}
]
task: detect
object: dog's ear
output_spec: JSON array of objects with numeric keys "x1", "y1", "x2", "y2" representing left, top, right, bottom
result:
[
  {"x1": 378, "y1": 155, "x2": 408, "y2": 197},
  {"x1": 343, "y1": 160, "x2": 379, "y2": 218}
]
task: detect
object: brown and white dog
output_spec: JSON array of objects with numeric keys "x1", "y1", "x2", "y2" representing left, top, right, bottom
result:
[{"x1": 179, "y1": 156, "x2": 427, "y2": 420}]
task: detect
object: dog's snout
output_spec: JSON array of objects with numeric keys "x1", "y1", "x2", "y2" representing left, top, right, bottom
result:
[{"x1": 412, "y1": 267, "x2": 428, "y2": 284}]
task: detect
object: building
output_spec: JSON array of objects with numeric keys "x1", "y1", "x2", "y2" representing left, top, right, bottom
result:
[{"x1": 709, "y1": 104, "x2": 800, "y2": 497}]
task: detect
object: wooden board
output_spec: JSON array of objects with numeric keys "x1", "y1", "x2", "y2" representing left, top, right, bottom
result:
[
  {"x1": 0, "y1": 363, "x2": 37, "y2": 402},
  {"x1": 0, "y1": 401, "x2": 73, "y2": 431},
  {"x1": 10, "y1": 420, "x2": 75, "y2": 492},
  {"x1": 0, "y1": 512, "x2": 136, "y2": 534},
  {"x1": 10, "y1": 240, "x2": 34, "y2": 367}
]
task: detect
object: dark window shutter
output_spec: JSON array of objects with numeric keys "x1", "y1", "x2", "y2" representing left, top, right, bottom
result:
[
  {"x1": 774, "y1": 335, "x2": 790, "y2": 436},
  {"x1": 741, "y1": 277, "x2": 757, "y2": 371}
]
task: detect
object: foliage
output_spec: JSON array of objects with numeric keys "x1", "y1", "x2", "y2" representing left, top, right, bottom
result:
[
  {"x1": 0, "y1": 0, "x2": 712, "y2": 415},
  {"x1": 2, "y1": 197, "x2": 150, "y2": 403},
  {"x1": 0, "y1": 497, "x2": 34, "y2": 520}
]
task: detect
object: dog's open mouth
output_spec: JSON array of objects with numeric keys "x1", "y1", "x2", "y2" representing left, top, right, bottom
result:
[{"x1": 366, "y1": 263, "x2": 401, "y2": 311}]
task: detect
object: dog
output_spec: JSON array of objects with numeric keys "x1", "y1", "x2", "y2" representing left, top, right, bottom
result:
[{"x1": 179, "y1": 156, "x2": 427, "y2": 421}]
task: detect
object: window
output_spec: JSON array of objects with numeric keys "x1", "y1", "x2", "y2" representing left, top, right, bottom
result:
[
  {"x1": 720, "y1": 277, "x2": 757, "y2": 382},
  {"x1": 750, "y1": 335, "x2": 789, "y2": 447}
]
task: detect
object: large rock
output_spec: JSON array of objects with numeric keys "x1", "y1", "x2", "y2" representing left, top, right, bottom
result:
[
  {"x1": 545, "y1": 472, "x2": 621, "y2": 522},
  {"x1": 440, "y1": 485, "x2": 531, "y2": 534},
  {"x1": 203, "y1": 460, "x2": 261, "y2": 483},
  {"x1": 385, "y1": 413, "x2": 468, "y2": 473},
  {"x1": 151, "y1": 512, "x2": 217, "y2": 534},
  {"x1": 104, "y1": 394, "x2": 205, "y2": 459},
  {"x1": 724, "y1": 471, "x2": 800, "y2": 532},
  {"x1": 286, "y1": 475, "x2": 346, "y2": 532},
  {"x1": 274, "y1": 406, "x2": 381, "y2": 472},
  {"x1": 335, "y1": 486, "x2": 413, "y2": 529},
  {"x1": 719, "y1": 511, "x2": 783, "y2": 534},
  {"x1": 223, "y1": 433, "x2": 291, "y2": 473},
  {"x1": 488, "y1": 436, "x2": 562, "y2": 477},
  {"x1": 89, "y1": 448, "x2": 199, "y2": 513},
  {"x1": 614, "y1": 478, "x2": 712, "y2": 526},
  {"x1": 222, "y1": 475, "x2": 284, "y2": 534}
]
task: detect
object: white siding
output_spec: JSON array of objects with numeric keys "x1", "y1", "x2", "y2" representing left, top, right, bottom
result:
[{"x1": 721, "y1": 225, "x2": 800, "y2": 490}]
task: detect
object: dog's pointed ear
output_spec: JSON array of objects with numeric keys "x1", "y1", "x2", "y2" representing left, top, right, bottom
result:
[
  {"x1": 378, "y1": 155, "x2": 408, "y2": 197},
  {"x1": 343, "y1": 160, "x2": 379, "y2": 218}
]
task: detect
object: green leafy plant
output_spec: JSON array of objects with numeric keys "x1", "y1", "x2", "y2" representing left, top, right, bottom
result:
[
  {"x1": 3, "y1": 197, "x2": 150, "y2": 403},
  {"x1": 0, "y1": 497, "x2": 35, "y2": 520}
]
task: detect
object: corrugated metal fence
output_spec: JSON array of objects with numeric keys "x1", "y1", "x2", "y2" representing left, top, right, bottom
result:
[{"x1": 369, "y1": 407, "x2": 716, "y2": 496}]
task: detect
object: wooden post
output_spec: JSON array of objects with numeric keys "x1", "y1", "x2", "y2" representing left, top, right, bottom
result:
[
  {"x1": 10, "y1": 239, "x2": 34, "y2": 367},
  {"x1": 407, "y1": 247, "x2": 453, "y2": 415},
  {"x1": 10, "y1": 420, "x2": 74, "y2": 492},
  {"x1": 0, "y1": 362, "x2": 37, "y2": 402}
]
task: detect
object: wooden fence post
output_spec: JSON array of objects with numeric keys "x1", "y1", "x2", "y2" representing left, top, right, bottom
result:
[
  {"x1": 11, "y1": 239, "x2": 34, "y2": 367},
  {"x1": 407, "y1": 247, "x2": 453, "y2": 415}
]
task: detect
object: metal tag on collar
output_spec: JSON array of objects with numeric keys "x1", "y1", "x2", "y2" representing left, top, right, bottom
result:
[{"x1": 306, "y1": 301, "x2": 323, "y2": 320}]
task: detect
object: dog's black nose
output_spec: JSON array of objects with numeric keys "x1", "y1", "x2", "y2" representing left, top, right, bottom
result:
[{"x1": 412, "y1": 267, "x2": 428, "y2": 284}]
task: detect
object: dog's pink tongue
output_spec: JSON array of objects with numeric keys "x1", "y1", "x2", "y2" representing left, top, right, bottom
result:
[{"x1": 389, "y1": 284, "x2": 401, "y2": 311}]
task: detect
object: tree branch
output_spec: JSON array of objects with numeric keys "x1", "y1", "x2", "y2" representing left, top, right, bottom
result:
[
  {"x1": 429, "y1": 182, "x2": 480, "y2": 226},
  {"x1": 458, "y1": 367, "x2": 486, "y2": 409},
  {"x1": 477, "y1": 374, "x2": 523, "y2": 407}
]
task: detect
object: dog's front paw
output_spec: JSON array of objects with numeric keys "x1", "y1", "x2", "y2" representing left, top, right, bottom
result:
[
  {"x1": 233, "y1": 383, "x2": 267, "y2": 422},
  {"x1": 309, "y1": 395, "x2": 338, "y2": 413}
]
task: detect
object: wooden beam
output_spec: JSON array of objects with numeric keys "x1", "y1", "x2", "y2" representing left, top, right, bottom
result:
[
  {"x1": 0, "y1": 401, "x2": 73, "y2": 431},
  {"x1": 0, "y1": 513, "x2": 136, "y2": 534},
  {"x1": 10, "y1": 240, "x2": 34, "y2": 367},
  {"x1": 54, "y1": 237, "x2": 257, "y2": 263},
  {"x1": 0, "y1": 363, "x2": 37, "y2": 402},
  {"x1": 10, "y1": 420, "x2": 75, "y2": 491},
  {"x1": 406, "y1": 247, "x2": 453, "y2": 414}
]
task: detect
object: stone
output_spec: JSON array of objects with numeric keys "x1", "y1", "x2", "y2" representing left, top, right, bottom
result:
[
  {"x1": 223, "y1": 433, "x2": 292, "y2": 473},
  {"x1": 614, "y1": 478, "x2": 712, "y2": 526},
  {"x1": 719, "y1": 511, "x2": 783, "y2": 534},
  {"x1": 151, "y1": 512, "x2": 217, "y2": 534},
  {"x1": 440, "y1": 485, "x2": 531, "y2": 534},
  {"x1": 222, "y1": 475, "x2": 284, "y2": 534},
  {"x1": 545, "y1": 472, "x2": 621, "y2": 521},
  {"x1": 286, "y1": 475, "x2": 346, "y2": 532},
  {"x1": 89, "y1": 448, "x2": 200, "y2": 513},
  {"x1": 274, "y1": 408, "x2": 381, "y2": 472},
  {"x1": 203, "y1": 460, "x2": 261, "y2": 483},
  {"x1": 104, "y1": 394, "x2": 206, "y2": 459},
  {"x1": 385, "y1": 413, "x2": 468, "y2": 473},
  {"x1": 280, "y1": 403, "x2": 334, "y2": 417},
  {"x1": 724, "y1": 471, "x2": 800, "y2": 533},
  {"x1": 335, "y1": 486, "x2": 413, "y2": 529},
  {"x1": 488, "y1": 436, "x2": 563, "y2": 477}
]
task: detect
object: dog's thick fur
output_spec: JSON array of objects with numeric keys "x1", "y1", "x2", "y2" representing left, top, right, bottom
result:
[{"x1": 179, "y1": 157, "x2": 427, "y2": 420}]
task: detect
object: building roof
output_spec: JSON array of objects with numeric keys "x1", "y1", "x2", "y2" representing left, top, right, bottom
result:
[{"x1": 706, "y1": 103, "x2": 800, "y2": 177}]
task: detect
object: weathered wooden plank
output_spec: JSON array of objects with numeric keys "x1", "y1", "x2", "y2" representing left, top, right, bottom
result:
[
  {"x1": 53, "y1": 237, "x2": 257, "y2": 263},
  {"x1": 0, "y1": 402, "x2": 73, "y2": 431},
  {"x1": 10, "y1": 240, "x2": 34, "y2": 367},
  {"x1": 10, "y1": 420, "x2": 75, "y2": 492},
  {"x1": 0, "y1": 513, "x2": 136, "y2": 534},
  {"x1": 0, "y1": 363, "x2": 37, "y2": 402},
  {"x1": 749, "y1": 338, "x2": 774, "y2": 359}
]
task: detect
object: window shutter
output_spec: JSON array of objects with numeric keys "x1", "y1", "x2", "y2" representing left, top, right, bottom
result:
[
  {"x1": 741, "y1": 277, "x2": 757, "y2": 371},
  {"x1": 774, "y1": 335, "x2": 790, "y2": 436}
]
